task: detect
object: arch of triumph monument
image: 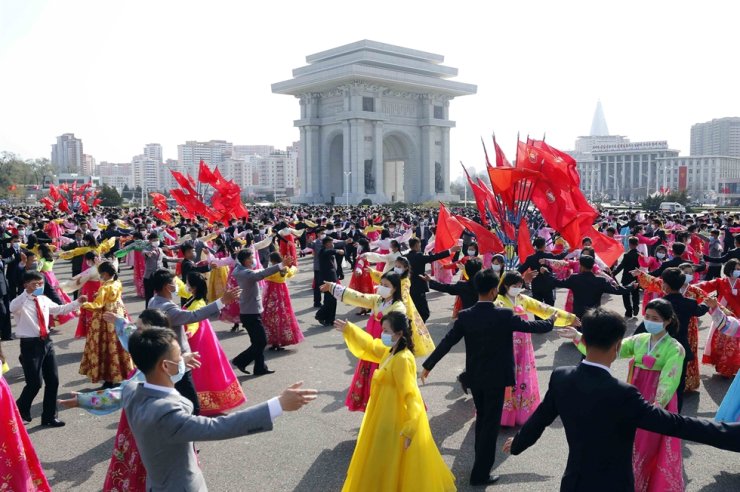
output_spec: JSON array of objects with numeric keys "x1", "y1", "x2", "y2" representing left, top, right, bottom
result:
[{"x1": 272, "y1": 40, "x2": 476, "y2": 204}]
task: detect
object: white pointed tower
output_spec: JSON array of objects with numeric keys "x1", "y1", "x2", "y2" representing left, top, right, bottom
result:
[{"x1": 590, "y1": 100, "x2": 609, "y2": 136}]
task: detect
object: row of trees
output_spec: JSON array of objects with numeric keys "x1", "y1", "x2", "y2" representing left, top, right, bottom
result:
[{"x1": 0, "y1": 152, "x2": 54, "y2": 199}]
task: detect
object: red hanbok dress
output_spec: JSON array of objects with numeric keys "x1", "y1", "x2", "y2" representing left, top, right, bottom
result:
[{"x1": 696, "y1": 276, "x2": 740, "y2": 377}]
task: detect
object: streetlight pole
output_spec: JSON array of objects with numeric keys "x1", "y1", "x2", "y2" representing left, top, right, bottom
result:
[{"x1": 344, "y1": 171, "x2": 352, "y2": 207}]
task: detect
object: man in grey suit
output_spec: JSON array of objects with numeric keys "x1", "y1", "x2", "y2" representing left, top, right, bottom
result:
[
  {"x1": 147, "y1": 269, "x2": 240, "y2": 415},
  {"x1": 231, "y1": 249, "x2": 292, "y2": 375},
  {"x1": 124, "y1": 327, "x2": 317, "y2": 492}
]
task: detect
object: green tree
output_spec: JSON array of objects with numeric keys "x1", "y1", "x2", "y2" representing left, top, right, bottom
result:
[{"x1": 98, "y1": 184, "x2": 123, "y2": 206}]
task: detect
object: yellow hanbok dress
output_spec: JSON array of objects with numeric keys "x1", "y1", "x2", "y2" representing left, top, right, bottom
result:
[
  {"x1": 341, "y1": 321, "x2": 456, "y2": 492},
  {"x1": 79, "y1": 279, "x2": 132, "y2": 383}
]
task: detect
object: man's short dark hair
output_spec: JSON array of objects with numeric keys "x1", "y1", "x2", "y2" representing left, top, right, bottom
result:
[
  {"x1": 22, "y1": 270, "x2": 44, "y2": 284},
  {"x1": 671, "y1": 242, "x2": 686, "y2": 256},
  {"x1": 236, "y1": 248, "x2": 253, "y2": 265},
  {"x1": 321, "y1": 236, "x2": 334, "y2": 246},
  {"x1": 465, "y1": 258, "x2": 483, "y2": 279},
  {"x1": 533, "y1": 237, "x2": 546, "y2": 249},
  {"x1": 138, "y1": 308, "x2": 170, "y2": 328},
  {"x1": 628, "y1": 236, "x2": 639, "y2": 247},
  {"x1": 581, "y1": 307, "x2": 626, "y2": 351},
  {"x1": 408, "y1": 238, "x2": 420, "y2": 249},
  {"x1": 579, "y1": 255, "x2": 595, "y2": 270},
  {"x1": 662, "y1": 267, "x2": 685, "y2": 291},
  {"x1": 473, "y1": 268, "x2": 499, "y2": 295},
  {"x1": 180, "y1": 243, "x2": 194, "y2": 254},
  {"x1": 129, "y1": 327, "x2": 177, "y2": 375},
  {"x1": 151, "y1": 269, "x2": 175, "y2": 293}
]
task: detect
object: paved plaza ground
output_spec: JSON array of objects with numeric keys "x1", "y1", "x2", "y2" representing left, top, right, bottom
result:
[{"x1": 3, "y1": 256, "x2": 739, "y2": 491}]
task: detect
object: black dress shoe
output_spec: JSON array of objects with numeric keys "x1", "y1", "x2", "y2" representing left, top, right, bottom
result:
[
  {"x1": 230, "y1": 359, "x2": 250, "y2": 375},
  {"x1": 313, "y1": 303, "x2": 322, "y2": 308},
  {"x1": 253, "y1": 368, "x2": 275, "y2": 376},
  {"x1": 41, "y1": 418, "x2": 66, "y2": 428},
  {"x1": 470, "y1": 475, "x2": 500, "y2": 486},
  {"x1": 19, "y1": 411, "x2": 32, "y2": 423}
]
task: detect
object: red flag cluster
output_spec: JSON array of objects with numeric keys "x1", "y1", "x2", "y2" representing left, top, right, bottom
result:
[
  {"x1": 165, "y1": 161, "x2": 249, "y2": 223},
  {"x1": 514, "y1": 138, "x2": 622, "y2": 266},
  {"x1": 41, "y1": 181, "x2": 100, "y2": 213},
  {"x1": 469, "y1": 135, "x2": 623, "y2": 266}
]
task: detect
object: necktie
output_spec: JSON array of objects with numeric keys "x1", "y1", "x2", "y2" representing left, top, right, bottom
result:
[{"x1": 34, "y1": 297, "x2": 48, "y2": 338}]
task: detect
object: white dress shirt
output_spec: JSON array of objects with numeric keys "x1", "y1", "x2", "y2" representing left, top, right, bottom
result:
[
  {"x1": 9, "y1": 291, "x2": 80, "y2": 338},
  {"x1": 580, "y1": 359, "x2": 612, "y2": 374}
]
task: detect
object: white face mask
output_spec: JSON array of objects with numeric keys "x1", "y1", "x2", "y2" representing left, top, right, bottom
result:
[
  {"x1": 656, "y1": 252, "x2": 666, "y2": 259},
  {"x1": 509, "y1": 287, "x2": 523, "y2": 297},
  {"x1": 151, "y1": 241, "x2": 160, "y2": 248},
  {"x1": 377, "y1": 285, "x2": 392, "y2": 299},
  {"x1": 491, "y1": 264, "x2": 502, "y2": 272},
  {"x1": 467, "y1": 249, "x2": 477, "y2": 256},
  {"x1": 393, "y1": 267, "x2": 405, "y2": 275}
]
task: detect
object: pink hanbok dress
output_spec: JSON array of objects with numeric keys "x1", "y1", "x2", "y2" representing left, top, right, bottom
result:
[{"x1": 186, "y1": 299, "x2": 246, "y2": 415}]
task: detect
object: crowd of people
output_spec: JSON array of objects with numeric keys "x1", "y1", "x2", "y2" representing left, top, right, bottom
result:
[{"x1": 0, "y1": 203, "x2": 740, "y2": 491}]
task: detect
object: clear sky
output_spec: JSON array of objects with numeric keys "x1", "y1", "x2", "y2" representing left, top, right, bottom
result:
[{"x1": 1, "y1": 0, "x2": 738, "y2": 179}]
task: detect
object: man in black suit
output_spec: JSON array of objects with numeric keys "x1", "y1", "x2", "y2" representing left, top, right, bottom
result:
[
  {"x1": 503, "y1": 307, "x2": 740, "y2": 491},
  {"x1": 421, "y1": 268, "x2": 560, "y2": 486},
  {"x1": 314, "y1": 237, "x2": 345, "y2": 326},
  {"x1": 648, "y1": 242, "x2": 686, "y2": 277},
  {"x1": 406, "y1": 237, "x2": 459, "y2": 322},
  {"x1": 517, "y1": 237, "x2": 569, "y2": 306},
  {"x1": 2, "y1": 234, "x2": 26, "y2": 298},
  {"x1": 612, "y1": 236, "x2": 641, "y2": 318},
  {"x1": 549, "y1": 255, "x2": 635, "y2": 319}
]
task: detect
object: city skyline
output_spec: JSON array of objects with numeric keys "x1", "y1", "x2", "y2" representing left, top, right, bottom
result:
[{"x1": 2, "y1": 1, "x2": 740, "y2": 179}]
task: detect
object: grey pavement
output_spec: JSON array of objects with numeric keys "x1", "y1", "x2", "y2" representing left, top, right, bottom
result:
[{"x1": 3, "y1": 256, "x2": 739, "y2": 491}]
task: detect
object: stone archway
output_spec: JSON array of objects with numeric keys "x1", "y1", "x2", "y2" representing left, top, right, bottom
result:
[{"x1": 383, "y1": 133, "x2": 414, "y2": 203}]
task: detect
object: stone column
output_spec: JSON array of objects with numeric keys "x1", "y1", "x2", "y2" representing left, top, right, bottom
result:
[
  {"x1": 442, "y1": 127, "x2": 451, "y2": 194},
  {"x1": 421, "y1": 125, "x2": 433, "y2": 201},
  {"x1": 374, "y1": 121, "x2": 385, "y2": 201},
  {"x1": 352, "y1": 119, "x2": 364, "y2": 196},
  {"x1": 300, "y1": 127, "x2": 309, "y2": 197},
  {"x1": 308, "y1": 125, "x2": 321, "y2": 202},
  {"x1": 343, "y1": 121, "x2": 351, "y2": 201}
]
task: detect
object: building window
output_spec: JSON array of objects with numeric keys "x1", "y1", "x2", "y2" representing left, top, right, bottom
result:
[
  {"x1": 362, "y1": 97, "x2": 374, "y2": 112},
  {"x1": 434, "y1": 105, "x2": 444, "y2": 119}
]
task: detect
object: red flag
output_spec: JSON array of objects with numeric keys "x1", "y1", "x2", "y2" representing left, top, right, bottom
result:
[
  {"x1": 435, "y1": 203, "x2": 464, "y2": 262},
  {"x1": 79, "y1": 200, "x2": 89, "y2": 213},
  {"x1": 7, "y1": 184, "x2": 16, "y2": 191},
  {"x1": 40, "y1": 197, "x2": 54, "y2": 210},
  {"x1": 517, "y1": 219, "x2": 535, "y2": 260},
  {"x1": 486, "y1": 166, "x2": 541, "y2": 210},
  {"x1": 92, "y1": 198, "x2": 102, "y2": 208},
  {"x1": 493, "y1": 135, "x2": 512, "y2": 168},
  {"x1": 461, "y1": 164, "x2": 490, "y2": 226},
  {"x1": 454, "y1": 215, "x2": 504, "y2": 254},
  {"x1": 170, "y1": 170, "x2": 196, "y2": 194},
  {"x1": 581, "y1": 224, "x2": 623, "y2": 267},
  {"x1": 198, "y1": 160, "x2": 217, "y2": 185},
  {"x1": 49, "y1": 184, "x2": 61, "y2": 202}
]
